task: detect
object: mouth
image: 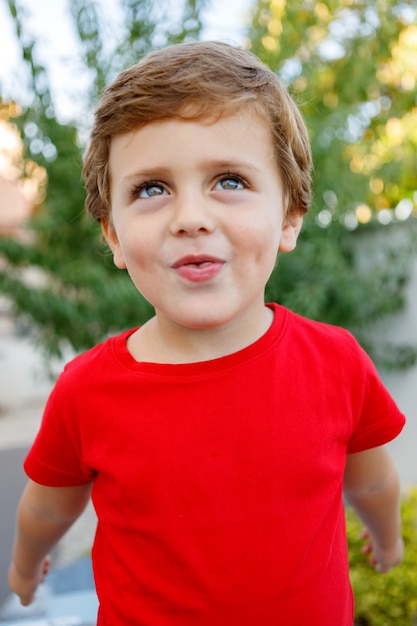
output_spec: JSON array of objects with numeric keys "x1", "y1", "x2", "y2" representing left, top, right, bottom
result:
[
  {"x1": 172, "y1": 254, "x2": 224, "y2": 269},
  {"x1": 172, "y1": 254, "x2": 225, "y2": 282}
]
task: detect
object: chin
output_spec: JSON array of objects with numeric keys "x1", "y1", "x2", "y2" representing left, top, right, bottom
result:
[{"x1": 173, "y1": 310, "x2": 233, "y2": 331}]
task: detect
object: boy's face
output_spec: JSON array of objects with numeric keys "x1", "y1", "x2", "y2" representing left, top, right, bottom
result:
[{"x1": 103, "y1": 108, "x2": 301, "y2": 332}]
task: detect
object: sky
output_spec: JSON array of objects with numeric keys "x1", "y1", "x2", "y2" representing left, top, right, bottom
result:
[{"x1": 0, "y1": 0, "x2": 253, "y2": 121}]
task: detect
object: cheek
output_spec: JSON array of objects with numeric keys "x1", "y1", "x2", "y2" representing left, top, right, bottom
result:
[
  {"x1": 251, "y1": 227, "x2": 281, "y2": 277},
  {"x1": 119, "y1": 236, "x2": 158, "y2": 280},
  {"x1": 239, "y1": 219, "x2": 281, "y2": 257}
]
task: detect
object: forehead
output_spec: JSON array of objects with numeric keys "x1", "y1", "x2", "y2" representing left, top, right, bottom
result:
[
  {"x1": 112, "y1": 96, "x2": 270, "y2": 138},
  {"x1": 108, "y1": 107, "x2": 276, "y2": 172},
  {"x1": 110, "y1": 103, "x2": 273, "y2": 149}
]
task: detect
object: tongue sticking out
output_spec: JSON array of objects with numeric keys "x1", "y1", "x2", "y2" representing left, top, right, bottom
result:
[{"x1": 174, "y1": 259, "x2": 224, "y2": 282}]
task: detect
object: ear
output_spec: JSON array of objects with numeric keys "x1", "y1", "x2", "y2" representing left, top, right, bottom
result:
[
  {"x1": 278, "y1": 211, "x2": 303, "y2": 253},
  {"x1": 101, "y1": 220, "x2": 127, "y2": 269}
]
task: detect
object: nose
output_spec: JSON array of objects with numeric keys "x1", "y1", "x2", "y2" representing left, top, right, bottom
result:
[{"x1": 169, "y1": 190, "x2": 215, "y2": 237}]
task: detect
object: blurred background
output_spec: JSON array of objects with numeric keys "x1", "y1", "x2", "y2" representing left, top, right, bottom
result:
[{"x1": 0, "y1": 0, "x2": 416, "y2": 624}]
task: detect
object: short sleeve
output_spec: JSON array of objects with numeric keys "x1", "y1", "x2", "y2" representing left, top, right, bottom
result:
[
  {"x1": 346, "y1": 345, "x2": 405, "y2": 453},
  {"x1": 24, "y1": 369, "x2": 96, "y2": 487}
]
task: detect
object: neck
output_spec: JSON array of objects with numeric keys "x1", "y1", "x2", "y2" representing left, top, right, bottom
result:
[{"x1": 127, "y1": 306, "x2": 274, "y2": 364}]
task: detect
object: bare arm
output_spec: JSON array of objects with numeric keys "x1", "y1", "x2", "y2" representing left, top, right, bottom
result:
[
  {"x1": 8, "y1": 479, "x2": 92, "y2": 605},
  {"x1": 343, "y1": 445, "x2": 403, "y2": 573}
]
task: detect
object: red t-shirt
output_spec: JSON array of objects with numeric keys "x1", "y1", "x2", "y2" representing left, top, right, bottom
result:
[{"x1": 25, "y1": 304, "x2": 405, "y2": 625}]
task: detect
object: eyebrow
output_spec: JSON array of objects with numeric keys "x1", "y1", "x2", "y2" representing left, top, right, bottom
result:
[
  {"x1": 121, "y1": 159, "x2": 263, "y2": 185},
  {"x1": 202, "y1": 159, "x2": 263, "y2": 172}
]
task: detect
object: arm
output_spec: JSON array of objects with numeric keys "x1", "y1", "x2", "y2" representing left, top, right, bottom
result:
[
  {"x1": 343, "y1": 445, "x2": 403, "y2": 573},
  {"x1": 8, "y1": 479, "x2": 92, "y2": 606}
]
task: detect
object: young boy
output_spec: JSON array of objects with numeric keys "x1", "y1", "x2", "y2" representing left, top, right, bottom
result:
[{"x1": 8, "y1": 41, "x2": 405, "y2": 625}]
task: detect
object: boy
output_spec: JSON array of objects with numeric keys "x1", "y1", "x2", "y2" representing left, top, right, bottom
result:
[{"x1": 8, "y1": 41, "x2": 405, "y2": 625}]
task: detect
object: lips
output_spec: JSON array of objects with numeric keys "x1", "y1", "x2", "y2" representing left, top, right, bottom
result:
[{"x1": 172, "y1": 254, "x2": 225, "y2": 282}]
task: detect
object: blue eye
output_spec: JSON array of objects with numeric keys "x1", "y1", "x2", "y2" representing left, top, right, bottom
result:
[
  {"x1": 215, "y1": 176, "x2": 245, "y2": 191},
  {"x1": 137, "y1": 183, "x2": 167, "y2": 198}
]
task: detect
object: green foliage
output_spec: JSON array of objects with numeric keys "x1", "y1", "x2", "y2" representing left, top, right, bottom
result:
[
  {"x1": 347, "y1": 489, "x2": 417, "y2": 625},
  {"x1": 249, "y1": 0, "x2": 417, "y2": 368}
]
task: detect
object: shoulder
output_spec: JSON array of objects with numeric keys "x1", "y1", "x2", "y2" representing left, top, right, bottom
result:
[
  {"x1": 56, "y1": 328, "x2": 137, "y2": 389},
  {"x1": 281, "y1": 306, "x2": 364, "y2": 359},
  {"x1": 273, "y1": 305, "x2": 379, "y2": 387}
]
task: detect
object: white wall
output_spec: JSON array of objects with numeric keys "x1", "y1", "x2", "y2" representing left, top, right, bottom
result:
[
  {"x1": 0, "y1": 333, "x2": 53, "y2": 408},
  {"x1": 380, "y1": 257, "x2": 417, "y2": 487}
]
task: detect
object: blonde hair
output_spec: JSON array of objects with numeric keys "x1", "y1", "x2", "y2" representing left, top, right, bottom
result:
[{"x1": 83, "y1": 40, "x2": 312, "y2": 222}]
